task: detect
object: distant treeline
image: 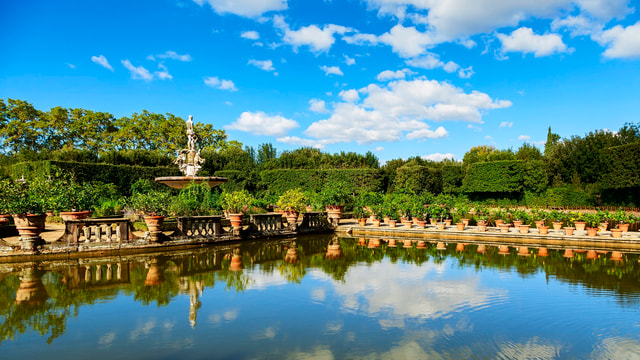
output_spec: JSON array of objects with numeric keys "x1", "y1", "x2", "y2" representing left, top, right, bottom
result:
[{"x1": 1, "y1": 98, "x2": 639, "y2": 205}]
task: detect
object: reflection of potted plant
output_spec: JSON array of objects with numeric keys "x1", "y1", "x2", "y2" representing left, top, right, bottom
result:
[
  {"x1": 277, "y1": 188, "x2": 306, "y2": 225},
  {"x1": 129, "y1": 190, "x2": 171, "y2": 233},
  {"x1": 221, "y1": 190, "x2": 255, "y2": 228}
]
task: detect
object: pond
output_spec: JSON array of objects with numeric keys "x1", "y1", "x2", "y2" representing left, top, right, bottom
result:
[{"x1": 1, "y1": 234, "x2": 640, "y2": 359}]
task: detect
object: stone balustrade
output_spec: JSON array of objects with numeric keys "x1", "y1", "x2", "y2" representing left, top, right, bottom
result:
[
  {"x1": 64, "y1": 218, "x2": 130, "y2": 245},
  {"x1": 250, "y1": 213, "x2": 285, "y2": 232},
  {"x1": 177, "y1": 216, "x2": 223, "y2": 238}
]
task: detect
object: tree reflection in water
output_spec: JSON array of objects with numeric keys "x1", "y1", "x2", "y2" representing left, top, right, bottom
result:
[{"x1": 0, "y1": 234, "x2": 639, "y2": 345}]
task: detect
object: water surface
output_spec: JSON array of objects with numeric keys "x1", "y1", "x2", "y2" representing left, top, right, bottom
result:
[{"x1": 1, "y1": 235, "x2": 640, "y2": 359}]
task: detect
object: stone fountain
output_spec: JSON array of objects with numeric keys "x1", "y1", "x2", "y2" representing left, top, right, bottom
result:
[{"x1": 155, "y1": 115, "x2": 227, "y2": 189}]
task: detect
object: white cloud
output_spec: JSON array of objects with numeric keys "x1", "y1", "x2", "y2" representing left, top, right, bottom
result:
[
  {"x1": 91, "y1": 55, "x2": 114, "y2": 71},
  {"x1": 379, "y1": 25, "x2": 436, "y2": 58},
  {"x1": 66, "y1": 63, "x2": 76, "y2": 69},
  {"x1": 303, "y1": 78, "x2": 510, "y2": 145},
  {"x1": 500, "y1": 121, "x2": 513, "y2": 128},
  {"x1": 595, "y1": 21, "x2": 640, "y2": 59},
  {"x1": 248, "y1": 59, "x2": 275, "y2": 71},
  {"x1": 374, "y1": 146, "x2": 384, "y2": 151},
  {"x1": 551, "y1": 15, "x2": 601, "y2": 37},
  {"x1": 121, "y1": 59, "x2": 153, "y2": 81},
  {"x1": 241, "y1": 30, "x2": 260, "y2": 40},
  {"x1": 274, "y1": 15, "x2": 350, "y2": 53},
  {"x1": 497, "y1": 27, "x2": 570, "y2": 57},
  {"x1": 458, "y1": 66, "x2": 475, "y2": 78},
  {"x1": 204, "y1": 76, "x2": 237, "y2": 91},
  {"x1": 155, "y1": 63, "x2": 173, "y2": 80},
  {"x1": 344, "y1": 55, "x2": 356, "y2": 65},
  {"x1": 309, "y1": 99, "x2": 328, "y2": 113},
  {"x1": 320, "y1": 65, "x2": 343, "y2": 76},
  {"x1": 342, "y1": 32, "x2": 378, "y2": 46},
  {"x1": 194, "y1": 0, "x2": 287, "y2": 18},
  {"x1": 518, "y1": 135, "x2": 531, "y2": 140},
  {"x1": 422, "y1": 152, "x2": 456, "y2": 162},
  {"x1": 406, "y1": 126, "x2": 449, "y2": 140},
  {"x1": 156, "y1": 50, "x2": 192, "y2": 62},
  {"x1": 339, "y1": 89, "x2": 360, "y2": 102},
  {"x1": 226, "y1": 111, "x2": 299, "y2": 136},
  {"x1": 376, "y1": 68, "x2": 413, "y2": 81},
  {"x1": 575, "y1": 0, "x2": 633, "y2": 20},
  {"x1": 276, "y1": 136, "x2": 325, "y2": 149}
]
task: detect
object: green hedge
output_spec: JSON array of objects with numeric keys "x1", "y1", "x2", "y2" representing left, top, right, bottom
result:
[
  {"x1": 600, "y1": 142, "x2": 640, "y2": 189},
  {"x1": 214, "y1": 170, "x2": 258, "y2": 193},
  {"x1": 258, "y1": 168, "x2": 383, "y2": 195},
  {"x1": 463, "y1": 160, "x2": 546, "y2": 194},
  {"x1": 4, "y1": 161, "x2": 179, "y2": 195},
  {"x1": 393, "y1": 165, "x2": 442, "y2": 194},
  {"x1": 442, "y1": 164, "x2": 464, "y2": 194}
]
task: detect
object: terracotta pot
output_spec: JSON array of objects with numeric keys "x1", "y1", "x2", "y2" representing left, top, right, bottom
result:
[
  {"x1": 456, "y1": 222, "x2": 465, "y2": 231},
  {"x1": 586, "y1": 227, "x2": 598, "y2": 237},
  {"x1": 436, "y1": 222, "x2": 446, "y2": 230},
  {"x1": 564, "y1": 249, "x2": 574, "y2": 258},
  {"x1": 498, "y1": 224, "x2": 511, "y2": 233},
  {"x1": 461, "y1": 218, "x2": 470, "y2": 226},
  {"x1": 368, "y1": 238, "x2": 381, "y2": 248},
  {"x1": 358, "y1": 218, "x2": 367, "y2": 227},
  {"x1": 477, "y1": 244, "x2": 487, "y2": 253},
  {"x1": 611, "y1": 228, "x2": 623, "y2": 238},
  {"x1": 387, "y1": 220, "x2": 397, "y2": 228},
  {"x1": 477, "y1": 224, "x2": 487, "y2": 232},
  {"x1": 619, "y1": 223, "x2": 630, "y2": 232},
  {"x1": 519, "y1": 225, "x2": 530, "y2": 234},
  {"x1": 444, "y1": 219, "x2": 452, "y2": 226},
  {"x1": 455, "y1": 243, "x2": 465, "y2": 251},
  {"x1": 305, "y1": 206, "x2": 313, "y2": 212},
  {"x1": 535, "y1": 220, "x2": 545, "y2": 229},
  {"x1": 537, "y1": 247, "x2": 549, "y2": 257},
  {"x1": 143, "y1": 215, "x2": 165, "y2": 232},
  {"x1": 599, "y1": 222, "x2": 609, "y2": 232},
  {"x1": 586, "y1": 250, "x2": 598, "y2": 259},
  {"x1": 372, "y1": 219, "x2": 381, "y2": 227},
  {"x1": 228, "y1": 213, "x2": 243, "y2": 228},
  {"x1": 538, "y1": 226, "x2": 549, "y2": 235},
  {"x1": 387, "y1": 239, "x2": 397, "y2": 247},
  {"x1": 0, "y1": 214, "x2": 11, "y2": 226},
  {"x1": 284, "y1": 210, "x2": 299, "y2": 225},
  {"x1": 563, "y1": 227, "x2": 575, "y2": 236},
  {"x1": 552, "y1": 221, "x2": 563, "y2": 230},
  {"x1": 574, "y1": 221, "x2": 586, "y2": 231},
  {"x1": 436, "y1": 242, "x2": 447, "y2": 250},
  {"x1": 416, "y1": 240, "x2": 427, "y2": 249},
  {"x1": 12, "y1": 214, "x2": 47, "y2": 237},
  {"x1": 59, "y1": 210, "x2": 92, "y2": 222},
  {"x1": 404, "y1": 239, "x2": 413, "y2": 248},
  {"x1": 513, "y1": 220, "x2": 523, "y2": 227},
  {"x1": 429, "y1": 218, "x2": 437, "y2": 225},
  {"x1": 494, "y1": 219, "x2": 504, "y2": 226},
  {"x1": 325, "y1": 205, "x2": 344, "y2": 220},
  {"x1": 415, "y1": 220, "x2": 427, "y2": 228}
]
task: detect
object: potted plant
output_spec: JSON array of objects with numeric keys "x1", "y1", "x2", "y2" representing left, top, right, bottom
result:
[
  {"x1": 571, "y1": 211, "x2": 586, "y2": 231},
  {"x1": 55, "y1": 179, "x2": 97, "y2": 221},
  {"x1": 596, "y1": 209, "x2": 610, "y2": 232},
  {"x1": 474, "y1": 205, "x2": 489, "y2": 232},
  {"x1": 353, "y1": 206, "x2": 368, "y2": 226},
  {"x1": 129, "y1": 190, "x2": 171, "y2": 234},
  {"x1": 564, "y1": 216, "x2": 575, "y2": 236},
  {"x1": 411, "y1": 201, "x2": 427, "y2": 228},
  {"x1": 612, "y1": 208, "x2": 633, "y2": 232},
  {"x1": 4, "y1": 176, "x2": 57, "y2": 247},
  {"x1": 454, "y1": 201, "x2": 471, "y2": 226},
  {"x1": 221, "y1": 190, "x2": 255, "y2": 228},
  {"x1": 549, "y1": 210, "x2": 564, "y2": 230},
  {"x1": 583, "y1": 212, "x2": 599, "y2": 237},
  {"x1": 319, "y1": 181, "x2": 352, "y2": 221},
  {"x1": 277, "y1": 188, "x2": 307, "y2": 225},
  {"x1": 0, "y1": 179, "x2": 11, "y2": 226},
  {"x1": 491, "y1": 207, "x2": 506, "y2": 226}
]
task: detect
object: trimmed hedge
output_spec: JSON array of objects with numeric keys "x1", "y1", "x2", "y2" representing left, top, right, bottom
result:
[
  {"x1": 463, "y1": 160, "x2": 546, "y2": 194},
  {"x1": 393, "y1": 164, "x2": 442, "y2": 194},
  {"x1": 442, "y1": 164, "x2": 464, "y2": 194},
  {"x1": 258, "y1": 168, "x2": 383, "y2": 195},
  {"x1": 4, "y1": 161, "x2": 180, "y2": 195}
]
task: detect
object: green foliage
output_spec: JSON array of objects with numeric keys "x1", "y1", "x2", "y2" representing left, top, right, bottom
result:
[
  {"x1": 276, "y1": 188, "x2": 307, "y2": 212},
  {"x1": 600, "y1": 142, "x2": 640, "y2": 190},
  {"x1": 259, "y1": 168, "x2": 383, "y2": 195},
  {"x1": 128, "y1": 190, "x2": 171, "y2": 216},
  {"x1": 393, "y1": 161, "x2": 442, "y2": 195},
  {"x1": 463, "y1": 160, "x2": 547, "y2": 195},
  {"x1": 169, "y1": 182, "x2": 220, "y2": 216},
  {"x1": 214, "y1": 170, "x2": 257, "y2": 193},
  {"x1": 3, "y1": 176, "x2": 57, "y2": 215},
  {"x1": 442, "y1": 164, "x2": 464, "y2": 194},
  {"x1": 221, "y1": 190, "x2": 255, "y2": 214},
  {"x1": 319, "y1": 180, "x2": 353, "y2": 207}
]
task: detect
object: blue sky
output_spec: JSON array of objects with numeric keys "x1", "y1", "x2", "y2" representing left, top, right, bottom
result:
[{"x1": 1, "y1": 0, "x2": 639, "y2": 162}]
